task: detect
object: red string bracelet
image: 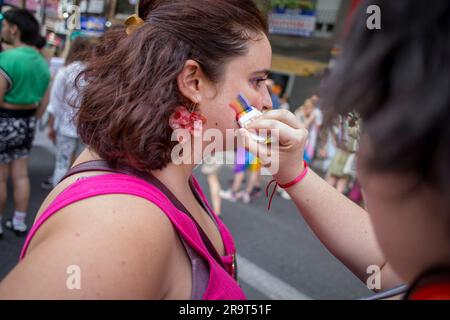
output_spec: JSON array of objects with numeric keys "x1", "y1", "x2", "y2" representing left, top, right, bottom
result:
[{"x1": 265, "y1": 161, "x2": 309, "y2": 210}]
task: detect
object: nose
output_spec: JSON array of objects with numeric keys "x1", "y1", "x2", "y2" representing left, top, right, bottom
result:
[{"x1": 261, "y1": 86, "x2": 273, "y2": 111}]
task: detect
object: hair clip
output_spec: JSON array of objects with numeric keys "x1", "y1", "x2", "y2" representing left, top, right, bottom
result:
[{"x1": 124, "y1": 14, "x2": 145, "y2": 35}]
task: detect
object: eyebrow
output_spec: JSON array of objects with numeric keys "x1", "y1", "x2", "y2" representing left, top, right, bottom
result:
[{"x1": 251, "y1": 69, "x2": 270, "y2": 77}]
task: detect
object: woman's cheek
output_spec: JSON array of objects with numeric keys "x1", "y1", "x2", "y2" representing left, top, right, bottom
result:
[{"x1": 202, "y1": 107, "x2": 235, "y2": 132}]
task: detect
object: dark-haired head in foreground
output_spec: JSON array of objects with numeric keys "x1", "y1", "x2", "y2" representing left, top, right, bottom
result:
[{"x1": 323, "y1": 0, "x2": 450, "y2": 283}]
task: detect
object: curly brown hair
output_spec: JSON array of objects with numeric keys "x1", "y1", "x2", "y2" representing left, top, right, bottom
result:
[{"x1": 77, "y1": 0, "x2": 267, "y2": 171}]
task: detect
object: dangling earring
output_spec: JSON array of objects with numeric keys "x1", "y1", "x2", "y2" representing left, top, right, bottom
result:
[{"x1": 189, "y1": 99, "x2": 198, "y2": 113}]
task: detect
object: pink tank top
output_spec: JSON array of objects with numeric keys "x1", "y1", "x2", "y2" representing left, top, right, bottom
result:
[{"x1": 20, "y1": 163, "x2": 246, "y2": 300}]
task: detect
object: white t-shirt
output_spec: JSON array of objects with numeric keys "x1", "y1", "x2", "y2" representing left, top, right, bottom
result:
[{"x1": 47, "y1": 62, "x2": 85, "y2": 138}]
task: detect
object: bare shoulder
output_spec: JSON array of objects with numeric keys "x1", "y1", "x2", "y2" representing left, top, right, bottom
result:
[{"x1": 0, "y1": 193, "x2": 178, "y2": 299}]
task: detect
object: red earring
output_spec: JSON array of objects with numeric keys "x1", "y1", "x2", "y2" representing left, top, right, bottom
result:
[{"x1": 169, "y1": 105, "x2": 206, "y2": 132}]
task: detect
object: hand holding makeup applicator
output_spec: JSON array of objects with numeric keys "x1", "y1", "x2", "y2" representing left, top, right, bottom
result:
[{"x1": 230, "y1": 93, "x2": 270, "y2": 144}]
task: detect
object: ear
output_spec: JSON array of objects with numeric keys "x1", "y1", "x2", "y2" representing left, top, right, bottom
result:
[
  {"x1": 177, "y1": 59, "x2": 209, "y2": 104},
  {"x1": 10, "y1": 24, "x2": 19, "y2": 37}
]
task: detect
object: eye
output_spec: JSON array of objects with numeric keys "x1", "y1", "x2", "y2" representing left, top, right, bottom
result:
[{"x1": 250, "y1": 77, "x2": 268, "y2": 89}]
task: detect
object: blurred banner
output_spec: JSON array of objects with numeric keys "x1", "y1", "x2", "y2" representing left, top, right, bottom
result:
[
  {"x1": 269, "y1": 12, "x2": 317, "y2": 37},
  {"x1": 268, "y1": 0, "x2": 317, "y2": 37}
]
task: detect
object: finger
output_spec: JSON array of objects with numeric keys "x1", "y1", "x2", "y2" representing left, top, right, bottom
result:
[
  {"x1": 248, "y1": 109, "x2": 302, "y2": 130},
  {"x1": 237, "y1": 128, "x2": 271, "y2": 165},
  {"x1": 244, "y1": 119, "x2": 307, "y2": 146}
]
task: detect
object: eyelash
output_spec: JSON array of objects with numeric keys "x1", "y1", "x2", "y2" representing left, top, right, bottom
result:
[{"x1": 251, "y1": 78, "x2": 268, "y2": 89}]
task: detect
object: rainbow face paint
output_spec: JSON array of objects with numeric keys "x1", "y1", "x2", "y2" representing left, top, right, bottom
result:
[{"x1": 230, "y1": 93, "x2": 268, "y2": 143}]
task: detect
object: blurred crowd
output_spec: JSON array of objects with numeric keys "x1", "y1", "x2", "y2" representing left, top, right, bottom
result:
[{"x1": 0, "y1": 8, "x2": 94, "y2": 238}]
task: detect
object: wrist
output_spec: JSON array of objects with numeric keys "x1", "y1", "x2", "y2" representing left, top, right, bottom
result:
[
  {"x1": 265, "y1": 160, "x2": 309, "y2": 210},
  {"x1": 274, "y1": 160, "x2": 306, "y2": 186}
]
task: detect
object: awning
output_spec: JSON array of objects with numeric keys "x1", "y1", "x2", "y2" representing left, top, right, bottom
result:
[{"x1": 271, "y1": 54, "x2": 328, "y2": 77}]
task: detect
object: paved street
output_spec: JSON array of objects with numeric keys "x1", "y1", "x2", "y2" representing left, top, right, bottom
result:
[{"x1": 0, "y1": 127, "x2": 372, "y2": 300}]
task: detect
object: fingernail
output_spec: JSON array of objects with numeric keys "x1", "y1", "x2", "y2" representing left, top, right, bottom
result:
[{"x1": 238, "y1": 128, "x2": 247, "y2": 135}]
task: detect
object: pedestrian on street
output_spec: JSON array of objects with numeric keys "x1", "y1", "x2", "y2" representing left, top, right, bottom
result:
[
  {"x1": 325, "y1": 114, "x2": 360, "y2": 194},
  {"x1": 45, "y1": 36, "x2": 94, "y2": 188},
  {"x1": 200, "y1": 153, "x2": 224, "y2": 217},
  {"x1": 295, "y1": 97, "x2": 323, "y2": 164},
  {"x1": 0, "y1": 9, "x2": 50, "y2": 238},
  {"x1": 220, "y1": 147, "x2": 261, "y2": 204}
]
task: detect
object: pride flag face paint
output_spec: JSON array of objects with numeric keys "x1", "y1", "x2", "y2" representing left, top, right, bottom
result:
[
  {"x1": 230, "y1": 93, "x2": 269, "y2": 144},
  {"x1": 230, "y1": 94, "x2": 260, "y2": 122}
]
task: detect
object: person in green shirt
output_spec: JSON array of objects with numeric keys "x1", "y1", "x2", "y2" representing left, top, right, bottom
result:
[{"x1": 0, "y1": 9, "x2": 50, "y2": 238}]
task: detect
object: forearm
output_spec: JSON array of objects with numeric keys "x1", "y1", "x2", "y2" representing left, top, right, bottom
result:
[
  {"x1": 285, "y1": 168, "x2": 389, "y2": 284},
  {"x1": 243, "y1": 109, "x2": 403, "y2": 290}
]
